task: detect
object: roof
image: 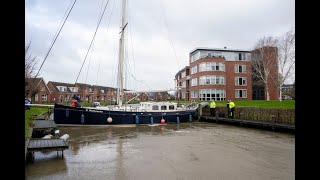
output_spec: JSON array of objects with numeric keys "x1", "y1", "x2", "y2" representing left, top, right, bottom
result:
[
  {"x1": 25, "y1": 77, "x2": 42, "y2": 86},
  {"x1": 189, "y1": 47, "x2": 251, "y2": 55},
  {"x1": 48, "y1": 81, "x2": 75, "y2": 92},
  {"x1": 26, "y1": 77, "x2": 52, "y2": 94},
  {"x1": 175, "y1": 66, "x2": 189, "y2": 79},
  {"x1": 75, "y1": 83, "x2": 93, "y2": 90}
]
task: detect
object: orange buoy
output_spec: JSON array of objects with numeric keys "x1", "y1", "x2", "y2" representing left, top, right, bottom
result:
[{"x1": 107, "y1": 117, "x2": 113, "y2": 123}]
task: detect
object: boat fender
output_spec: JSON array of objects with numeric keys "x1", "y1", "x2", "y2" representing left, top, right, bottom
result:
[
  {"x1": 107, "y1": 117, "x2": 113, "y2": 123},
  {"x1": 42, "y1": 134, "x2": 53, "y2": 139},
  {"x1": 161, "y1": 118, "x2": 165, "y2": 124},
  {"x1": 60, "y1": 134, "x2": 70, "y2": 142},
  {"x1": 150, "y1": 116, "x2": 154, "y2": 124}
]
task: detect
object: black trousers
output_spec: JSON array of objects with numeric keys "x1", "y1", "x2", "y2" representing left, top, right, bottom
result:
[
  {"x1": 229, "y1": 108, "x2": 235, "y2": 118},
  {"x1": 210, "y1": 108, "x2": 216, "y2": 116}
]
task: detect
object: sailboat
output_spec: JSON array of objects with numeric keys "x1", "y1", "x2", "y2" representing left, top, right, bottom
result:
[{"x1": 53, "y1": 0, "x2": 197, "y2": 125}]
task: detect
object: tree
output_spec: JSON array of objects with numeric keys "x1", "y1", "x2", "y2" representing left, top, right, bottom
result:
[
  {"x1": 251, "y1": 36, "x2": 279, "y2": 101},
  {"x1": 276, "y1": 28, "x2": 295, "y2": 101},
  {"x1": 25, "y1": 41, "x2": 39, "y2": 97}
]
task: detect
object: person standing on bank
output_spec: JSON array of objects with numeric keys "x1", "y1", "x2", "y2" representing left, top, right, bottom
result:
[
  {"x1": 209, "y1": 100, "x2": 216, "y2": 117},
  {"x1": 228, "y1": 100, "x2": 235, "y2": 118}
]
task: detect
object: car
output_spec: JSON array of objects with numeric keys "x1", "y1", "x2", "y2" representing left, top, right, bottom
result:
[
  {"x1": 25, "y1": 98, "x2": 31, "y2": 110},
  {"x1": 281, "y1": 95, "x2": 292, "y2": 100}
]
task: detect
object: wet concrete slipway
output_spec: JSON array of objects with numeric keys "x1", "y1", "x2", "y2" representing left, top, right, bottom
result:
[{"x1": 25, "y1": 122, "x2": 295, "y2": 180}]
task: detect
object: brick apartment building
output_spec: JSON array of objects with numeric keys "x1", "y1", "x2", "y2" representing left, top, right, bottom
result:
[{"x1": 175, "y1": 47, "x2": 278, "y2": 101}]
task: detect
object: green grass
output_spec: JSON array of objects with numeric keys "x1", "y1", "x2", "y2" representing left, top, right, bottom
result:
[
  {"x1": 201, "y1": 100, "x2": 295, "y2": 108},
  {"x1": 54, "y1": 99, "x2": 295, "y2": 109},
  {"x1": 25, "y1": 107, "x2": 49, "y2": 140}
]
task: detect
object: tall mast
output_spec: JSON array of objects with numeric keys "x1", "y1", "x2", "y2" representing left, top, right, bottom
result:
[{"x1": 117, "y1": 0, "x2": 127, "y2": 106}]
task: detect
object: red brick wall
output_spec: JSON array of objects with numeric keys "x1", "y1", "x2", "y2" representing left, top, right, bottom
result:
[
  {"x1": 183, "y1": 57, "x2": 252, "y2": 101},
  {"x1": 33, "y1": 79, "x2": 51, "y2": 104}
]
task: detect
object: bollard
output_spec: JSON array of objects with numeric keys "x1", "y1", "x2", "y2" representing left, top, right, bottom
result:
[
  {"x1": 177, "y1": 116, "x2": 180, "y2": 124},
  {"x1": 135, "y1": 115, "x2": 139, "y2": 124},
  {"x1": 150, "y1": 116, "x2": 154, "y2": 124}
]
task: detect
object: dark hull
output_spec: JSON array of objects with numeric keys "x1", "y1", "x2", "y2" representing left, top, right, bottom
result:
[{"x1": 54, "y1": 103, "x2": 196, "y2": 125}]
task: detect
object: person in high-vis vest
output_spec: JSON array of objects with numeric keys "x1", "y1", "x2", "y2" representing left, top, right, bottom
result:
[
  {"x1": 209, "y1": 100, "x2": 216, "y2": 116},
  {"x1": 227, "y1": 100, "x2": 235, "y2": 118}
]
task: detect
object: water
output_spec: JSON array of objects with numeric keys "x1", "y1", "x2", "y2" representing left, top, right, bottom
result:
[{"x1": 25, "y1": 122, "x2": 295, "y2": 180}]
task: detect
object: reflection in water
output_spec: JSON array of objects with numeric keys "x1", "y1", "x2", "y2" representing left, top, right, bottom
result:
[{"x1": 26, "y1": 122, "x2": 295, "y2": 180}]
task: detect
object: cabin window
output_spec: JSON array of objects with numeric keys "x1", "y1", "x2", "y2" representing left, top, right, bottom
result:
[
  {"x1": 152, "y1": 105, "x2": 159, "y2": 110},
  {"x1": 161, "y1": 105, "x2": 167, "y2": 110},
  {"x1": 169, "y1": 105, "x2": 175, "y2": 110}
]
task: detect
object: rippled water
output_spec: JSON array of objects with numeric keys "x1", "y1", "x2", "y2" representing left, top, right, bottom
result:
[{"x1": 25, "y1": 122, "x2": 295, "y2": 180}]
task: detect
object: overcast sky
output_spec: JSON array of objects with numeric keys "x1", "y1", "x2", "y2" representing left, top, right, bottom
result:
[{"x1": 25, "y1": 0, "x2": 295, "y2": 91}]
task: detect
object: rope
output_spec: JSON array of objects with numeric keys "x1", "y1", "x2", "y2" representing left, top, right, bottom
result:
[{"x1": 33, "y1": 0, "x2": 77, "y2": 81}]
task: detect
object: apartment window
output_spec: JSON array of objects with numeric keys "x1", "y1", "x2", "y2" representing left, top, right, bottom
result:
[
  {"x1": 191, "y1": 78, "x2": 198, "y2": 86},
  {"x1": 239, "y1": 53, "x2": 246, "y2": 60},
  {"x1": 181, "y1": 71, "x2": 186, "y2": 78},
  {"x1": 235, "y1": 89, "x2": 247, "y2": 98},
  {"x1": 191, "y1": 66, "x2": 198, "y2": 74},
  {"x1": 235, "y1": 65, "x2": 246, "y2": 73},
  {"x1": 235, "y1": 77, "x2": 247, "y2": 86},
  {"x1": 182, "y1": 81, "x2": 186, "y2": 88},
  {"x1": 199, "y1": 76, "x2": 225, "y2": 85},
  {"x1": 199, "y1": 89, "x2": 225, "y2": 101},
  {"x1": 35, "y1": 94, "x2": 38, "y2": 101},
  {"x1": 42, "y1": 94, "x2": 47, "y2": 101},
  {"x1": 191, "y1": 91, "x2": 198, "y2": 98},
  {"x1": 199, "y1": 62, "x2": 225, "y2": 72},
  {"x1": 182, "y1": 93, "x2": 186, "y2": 99}
]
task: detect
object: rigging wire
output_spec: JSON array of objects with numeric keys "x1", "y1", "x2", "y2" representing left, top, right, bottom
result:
[
  {"x1": 82, "y1": 0, "x2": 105, "y2": 85},
  {"x1": 160, "y1": 5, "x2": 181, "y2": 72},
  {"x1": 96, "y1": 0, "x2": 116, "y2": 85},
  {"x1": 33, "y1": 0, "x2": 77, "y2": 81},
  {"x1": 124, "y1": 0, "x2": 154, "y2": 91},
  {"x1": 74, "y1": 0, "x2": 110, "y2": 85}
]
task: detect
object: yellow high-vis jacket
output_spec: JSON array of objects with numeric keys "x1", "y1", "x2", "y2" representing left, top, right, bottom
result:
[
  {"x1": 209, "y1": 101, "x2": 216, "y2": 108},
  {"x1": 229, "y1": 102, "x2": 235, "y2": 109}
]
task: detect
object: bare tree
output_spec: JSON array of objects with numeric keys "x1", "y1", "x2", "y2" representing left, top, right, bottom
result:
[
  {"x1": 251, "y1": 36, "x2": 279, "y2": 101},
  {"x1": 276, "y1": 28, "x2": 295, "y2": 101},
  {"x1": 25, "y1": 41, "x2": 39, "y2": 97}
]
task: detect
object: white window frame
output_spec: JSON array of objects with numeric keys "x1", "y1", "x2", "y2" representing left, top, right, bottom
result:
[
  {"x1": 191, "y1": 91, "x2": 198, "y2": 98},
  {"x1": 235, "y1": 89, "x2": 247, "y2": 98},
  {"x1": 235, "y1": 77, "x2": 247, "y2": 86},
  {"x1": 191, "y1": 78, "x2": 198, "y2": 86},
  {"x1": 35, "y1": 94, "x2": 38, "y2": 101},
  {"x1": 182, "y1": 81, "x2": 186, "y2": 88},
  {"x1": 235, "y1": 65, "x2": 246, "y2": 73},
  {"x1": 41, "y1": 94, "x2": 47, "y2": 101},
  {"x1": 191, "y1": 66, "x2": 198, "y2": 74},
  {"x1": 41, "y1": 87, "x2": 45, "y2": 91},
  {"x1": 181, "y1": 71, "x2": 186, "y2": 78}
]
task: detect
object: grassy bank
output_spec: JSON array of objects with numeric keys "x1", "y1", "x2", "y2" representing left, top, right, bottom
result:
[
  {"x1": 173, "y1": 100, "x2": 295, "y2": 109},
  {"x1": 25, "y1": 107, "x2": 49, "y2": 139},
  {"x1": 52, "y1": 99, "x2": 295, "y2": 109}
]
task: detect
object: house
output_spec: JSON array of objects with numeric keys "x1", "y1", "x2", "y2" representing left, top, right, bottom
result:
[
  {"x1": 25, "y1": 77, "x2": 51, "y2": 104},
  {"x1": 47, "y1": 81, "x2": 78, "y2": 103}
]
